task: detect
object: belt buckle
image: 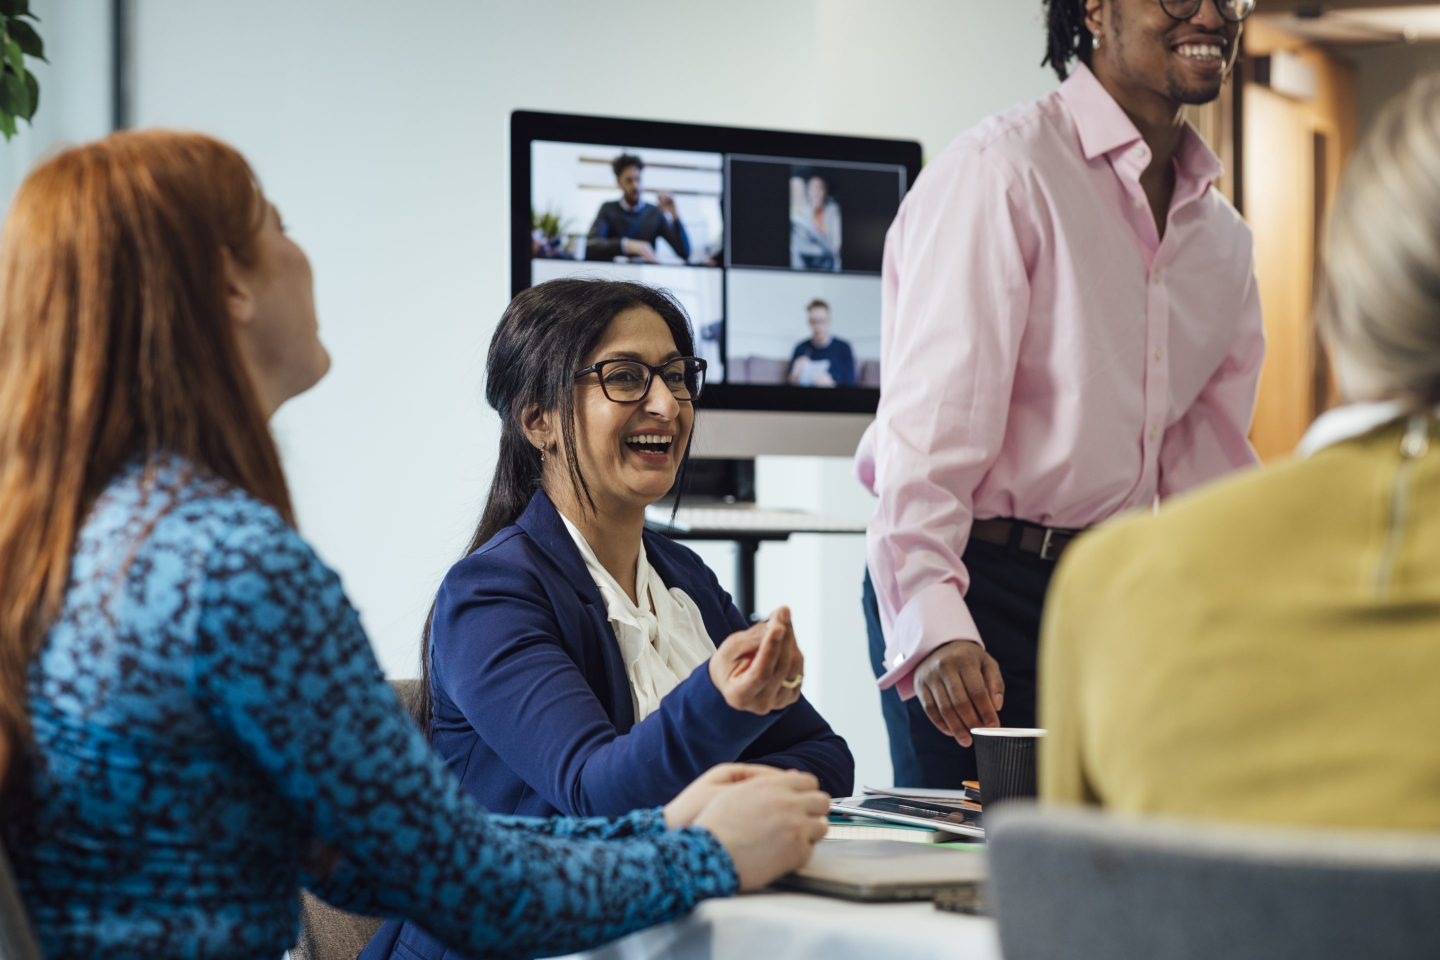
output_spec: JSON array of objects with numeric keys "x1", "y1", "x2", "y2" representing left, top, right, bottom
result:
[{"x1": 1039, "y1": 528, "x2": 1060, "y2": 561}]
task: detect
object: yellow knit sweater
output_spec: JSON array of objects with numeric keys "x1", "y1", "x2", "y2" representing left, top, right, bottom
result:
[{"x1": 1039, "y1": 417, "x2": 1440, "y2": 829}]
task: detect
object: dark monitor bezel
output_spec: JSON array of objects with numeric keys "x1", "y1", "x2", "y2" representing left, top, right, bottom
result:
[{"x1": 511, "y1": 109, "x2": 921, "y2": 415}]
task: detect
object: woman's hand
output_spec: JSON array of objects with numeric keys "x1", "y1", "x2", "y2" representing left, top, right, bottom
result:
[
  {"x1": 708, "y1": 606, "x2": 805, "y2": 715},
  {"x1": 663, "y1": 763, "x2": 784, "y2": 829},
  {"x1": 690, "y1": 769, "x2": 830, "y2": 892}
]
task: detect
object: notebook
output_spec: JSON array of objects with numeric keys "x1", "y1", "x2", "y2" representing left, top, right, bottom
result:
[
  {"x1": 827, "y1": 812, "x2": 950, "y2": 844},
  {"x1": 864, "y1": 783, "x2": 982, "y2": 806},
  {"x1": 775, "y1": 838, "x2": 987, "y2": 902}
]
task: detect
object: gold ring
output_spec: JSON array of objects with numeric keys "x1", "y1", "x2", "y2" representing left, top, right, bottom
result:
[{"x1": 780, "y1": 675, "x2": 803, "y2": 689}]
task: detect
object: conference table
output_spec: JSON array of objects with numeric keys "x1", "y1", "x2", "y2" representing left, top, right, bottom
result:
[{"x1": 564, "y1": 889, "x2": 1002, "y2": 960}]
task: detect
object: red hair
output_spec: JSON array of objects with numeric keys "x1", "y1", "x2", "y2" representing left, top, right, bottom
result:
[{"x1": 0, "y1": 130, "x2": 295, "y2": 799}]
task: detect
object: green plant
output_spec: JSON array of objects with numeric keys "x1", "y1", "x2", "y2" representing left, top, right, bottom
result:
[
  {"x1": 531, "y1": 207, "x2": 569, "y2": 240},
  {"x1": 0, "y1": 0, "x2": 44, "y2": 141}
]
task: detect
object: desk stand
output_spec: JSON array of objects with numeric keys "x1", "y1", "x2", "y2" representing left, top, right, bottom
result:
[{"x1": 643, "y1": 523, "x2": 793, "y2": 619}]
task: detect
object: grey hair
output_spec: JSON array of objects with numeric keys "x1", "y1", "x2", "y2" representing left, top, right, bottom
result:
[{"x1": 1317, "y1": 71, "x2": 1440, "y2": 407}]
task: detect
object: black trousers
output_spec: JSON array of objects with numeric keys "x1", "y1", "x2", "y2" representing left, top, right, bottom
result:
[{"x1": 864, "y1": 538, "x2": 1057, "y2": 788}]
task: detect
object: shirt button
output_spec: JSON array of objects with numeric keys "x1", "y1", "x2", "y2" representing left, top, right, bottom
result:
[
  {"x1": 1154, "y1": 348, "x2": 1163, "y2": 363},
  {"x1": 1133, "y1": 196, "x2": 1145, "y2": 209},
  {"x1": 1153, "y1": 269, "x2": 1164, "y2": 284}
]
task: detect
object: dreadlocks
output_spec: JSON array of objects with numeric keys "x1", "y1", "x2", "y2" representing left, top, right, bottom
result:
[{"x1": 1042, "y1": 0, "x2": 1094, "y2": 81}]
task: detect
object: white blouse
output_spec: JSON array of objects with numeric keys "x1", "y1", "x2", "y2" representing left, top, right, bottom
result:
[
  {"x1": 1298, "y1": 400, "x2": 1438, "y2": 457},
  {"x1": 558, "y1": 514, "x2": 716, "y2": 721}
]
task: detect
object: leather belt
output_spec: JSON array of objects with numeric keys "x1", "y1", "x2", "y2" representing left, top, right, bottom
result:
[{"x1": 970, "y1": 517, "x2": 1082, "y2": 563}]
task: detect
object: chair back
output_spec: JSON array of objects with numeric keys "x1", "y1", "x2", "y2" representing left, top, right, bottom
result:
[
  {"x1": 0, "y1": 842, "x2": 43, "y2": 960},
  {"x1": 986, "y1": 804, "x2": 1440, "y2": 960},
  {"x1": 291, "y1": 679, "x2": 425, "y2": 960}
]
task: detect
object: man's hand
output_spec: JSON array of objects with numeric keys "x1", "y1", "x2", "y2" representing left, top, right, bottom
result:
[
  {"x1": 620, "y1": 238, "x2": 660, "y2": 263},
  {"x1": 912, "y1": 639, "x2": 1004, "y2": 746},
  {"x1": 657, "y1": 192, "x2": 679, "y2": 219},
  {"x1": 708, "y1": 606, "x2": 805, "y2": 715},
  {"x1": 663, "y1": 763, "x2": 783, "y2": 829}
]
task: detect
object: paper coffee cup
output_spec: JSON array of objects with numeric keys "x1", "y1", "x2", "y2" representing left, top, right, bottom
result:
[{"x1": 972, "y1": 727, "x2": 1045, "y2": 809}]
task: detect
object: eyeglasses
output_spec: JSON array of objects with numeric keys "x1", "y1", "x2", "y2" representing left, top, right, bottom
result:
[
  {"x1": 574, "y1": 356, "x2": 707, "y2": 403},
  {"x1": 1159, "y1": 0, "x2": 1255, "y2": 22}
]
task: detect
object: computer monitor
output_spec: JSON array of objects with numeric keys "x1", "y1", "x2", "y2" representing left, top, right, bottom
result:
[{"x1": 511, "y1": 111, "x2": 921, "y2": 458}]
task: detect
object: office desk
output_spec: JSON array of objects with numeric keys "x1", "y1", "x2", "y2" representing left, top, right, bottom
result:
[
  {"x1": 645, "y1": 504, "x2": 866, "y2": 618},
  {"x1": 562, "y1": 891, "x2": 1001, "y2": 960}
]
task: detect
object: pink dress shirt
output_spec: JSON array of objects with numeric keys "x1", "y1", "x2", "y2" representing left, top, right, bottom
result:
[{"x1": 856, "y1": 64, "x2": 1264, "y2": 698}]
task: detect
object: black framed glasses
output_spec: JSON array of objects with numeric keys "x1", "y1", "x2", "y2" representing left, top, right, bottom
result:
[
  {"x1": 1159, "y1": 0, "x2": 1255, "y2": 22},
  {"x1": 575, "y1": 356, "x2": 707, "y2": 403}
]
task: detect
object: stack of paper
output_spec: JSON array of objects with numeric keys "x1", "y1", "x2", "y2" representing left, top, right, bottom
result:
[
  {"x1": 862, "y1": 784, "x2": 982, "y2": 808},
  {"x1": 826, "y1": 812, "x2": 954, "y2": 844}
]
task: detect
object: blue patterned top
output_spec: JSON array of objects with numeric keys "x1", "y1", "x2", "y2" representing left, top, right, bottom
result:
[{"x1": 7, "y1": 457, "x2": 736, "y2": 958}]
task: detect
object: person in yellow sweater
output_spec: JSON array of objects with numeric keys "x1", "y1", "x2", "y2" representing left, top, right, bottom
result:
[{"x1": 1038, "y1": 71, "x2": 1440, "y2": 831}]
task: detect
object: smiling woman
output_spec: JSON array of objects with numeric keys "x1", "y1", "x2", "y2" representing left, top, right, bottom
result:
[{"x1": 371, "y1": 277, "x2": 855, "y2": 960}]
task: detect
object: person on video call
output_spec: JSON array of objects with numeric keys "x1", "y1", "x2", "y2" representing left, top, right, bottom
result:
[
  {"x1": 789, "y1": 299, "x2": 856, "y2": 387},
  {"x1": 856, "y1": 0, "x2": 1264, "y2": 788},
  {"x1": 586, "y1": 153, "x2": 691, "y2": 264},
  {"x1": 790, "y1": 173, "x2": 842, "y2": 272}
]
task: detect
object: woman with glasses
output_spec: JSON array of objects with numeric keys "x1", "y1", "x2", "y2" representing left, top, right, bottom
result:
[{"x1": 362, "y1": 277, "x2": 852, "y2": 960}]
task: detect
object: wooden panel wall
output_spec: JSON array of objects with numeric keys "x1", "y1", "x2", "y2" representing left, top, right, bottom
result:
[{"x1": 1242, "y1": 20, "x2": 1356, "y2": 461}]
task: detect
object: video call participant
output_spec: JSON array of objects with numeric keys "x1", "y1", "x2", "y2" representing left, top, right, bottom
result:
[
  {"x1": 857, "y1": 0, "x2": 1264, "y2": 787},
  {"x1": 790, "y1": 172, "x2": 843, "y2": 271},
  {"x1": 1042, "y1": 73, "x2": 1440, "y2": 829},
  {"x1": 789, "y1": 298, "x2": 857, "y2": 387},
  {"x1": 586, "y1": 153, "x2": 691, "y2": 263},
  {"x1": 367, "y1": 278, "x2": 853, "y2": 960},
  {"x1": 0, "y1": 131, "x2": 828, "y2": 958}
]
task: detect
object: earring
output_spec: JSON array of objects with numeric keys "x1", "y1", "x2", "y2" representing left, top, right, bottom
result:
[
  {"x1": 537, "y1": 445, "x2": 547, "y2": 463},
  {"x1": 1091, "y1": 30, "x2": 1102, "y2": 50}
]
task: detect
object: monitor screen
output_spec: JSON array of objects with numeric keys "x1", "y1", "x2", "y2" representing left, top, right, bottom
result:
[{"x1": 512, "y1": 111, "x2": 921, "y2": 419}]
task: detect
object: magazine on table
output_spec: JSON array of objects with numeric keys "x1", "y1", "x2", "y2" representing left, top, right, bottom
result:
[{"x1": 830, "y1": 795, "x2": 985, "y2": 839}]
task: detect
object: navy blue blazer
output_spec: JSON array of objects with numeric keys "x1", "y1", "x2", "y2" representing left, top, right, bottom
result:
[{"x1": 362, "y1": 490, "x2": 853, "y2": 960}]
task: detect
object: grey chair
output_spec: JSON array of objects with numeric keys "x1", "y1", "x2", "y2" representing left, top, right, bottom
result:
[
  {"x1": 986, "y1": 804, "x2": 1440, "y2": 960},
  {"x1": 0, "y1": 842, "x2": 43, "y2": 960},
  {"x1": 291, "y1": 679, "x2": 423, "y2": 960}
]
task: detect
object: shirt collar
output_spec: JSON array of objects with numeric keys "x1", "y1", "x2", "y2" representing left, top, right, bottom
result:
[
  {"x1": 556, "y1": 510, "x2": 653, "y2": 621},
  {"x1": 1059, "y1": 63, "x2": 1144, "y2": 162},
  {"x1": 1174, "y1": 123, "x2": 1223, "y2": 186},
  {"x1": 1297, "y1": 401, "x2": 1419, "y2": 458},
  {"x1": 1057, "y1": 62, "x2": 1222, "y2": 187}
]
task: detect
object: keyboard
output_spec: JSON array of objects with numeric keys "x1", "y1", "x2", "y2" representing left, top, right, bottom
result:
[{"x1": 646, "y1": 503, "x2": 866, "y2": 534}]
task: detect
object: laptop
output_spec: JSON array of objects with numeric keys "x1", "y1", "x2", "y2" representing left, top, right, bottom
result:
[{"x1": 774, "y1": 839, "x2": 987, "y2": 902}]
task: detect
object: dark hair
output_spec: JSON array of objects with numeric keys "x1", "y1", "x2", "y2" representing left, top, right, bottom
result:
[
  {"x1": 1042, "y1": 0, "x2": 1094, "y2": 81},
  {"x1": 415, "y1": 278, "x2": 698, "y2": 732},
  {"x1": 612, "y1": 153, "x2": 644, "y2": 178},
  {"x1": 806, "y1": 298, "x2": 831, "y2": 314}
]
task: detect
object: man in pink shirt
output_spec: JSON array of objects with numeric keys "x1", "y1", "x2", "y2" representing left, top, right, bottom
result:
[{"x1": 857, "y1": 0, "x2": 1264, "y2": 787}]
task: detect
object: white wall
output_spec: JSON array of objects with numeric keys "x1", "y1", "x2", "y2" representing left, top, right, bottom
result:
[{"x1": 8, "y1": 0, "x2": 1055, "y2": 790}]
